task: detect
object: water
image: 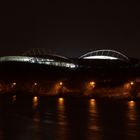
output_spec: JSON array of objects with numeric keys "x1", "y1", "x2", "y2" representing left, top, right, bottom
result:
[{"x1": 0, "y1": 95, "x2": 140, "y2": 140}]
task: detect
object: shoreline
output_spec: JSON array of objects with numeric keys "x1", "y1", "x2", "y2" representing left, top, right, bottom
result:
[{"x1": 0, "y1": 91, "x2": 139, "y2": 101}]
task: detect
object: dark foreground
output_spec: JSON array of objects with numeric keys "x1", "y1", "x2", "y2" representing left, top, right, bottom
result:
[{"x1": 0, "y1": 95, "x2": 140, "y2": 140}]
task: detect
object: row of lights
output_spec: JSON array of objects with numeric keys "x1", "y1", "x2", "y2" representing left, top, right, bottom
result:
[
  {"x1": 10, "y1": 81, "x2": 95, "y2": 88},
  {"x1": 9, "y1": 80, "x2": 136, "y2": 107},
  {"x1": 11, "y1": 81, "x2": 134, "y2": 86},
  {"x1": 12, "y1": 94, "x2": 136, "y2": 111},
  {"x1": 13, "y1": 95, "x2": 95, "y2": 106}
]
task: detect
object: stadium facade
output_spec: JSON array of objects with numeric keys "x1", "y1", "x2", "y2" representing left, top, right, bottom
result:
[
  {"x1": 0, "y1": 49, "x2": 139, "y2": 81},
  {"x1": 0, "y1": 49, "x2": 140, "y2": 96},
  {"x1": 0, "y1": 49, "x2": 134, "y2": 67}
]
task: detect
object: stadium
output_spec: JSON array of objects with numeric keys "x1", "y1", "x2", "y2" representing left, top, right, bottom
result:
[
  {"x1": 0, "y1": 49, "x2": 136, "y2": 67},
  {"x1": 0, "y1": 49, "x2": 140, "y2": 97},
  {"x1": 0, "y1": 49, "x2": 139, "y2": 78}
]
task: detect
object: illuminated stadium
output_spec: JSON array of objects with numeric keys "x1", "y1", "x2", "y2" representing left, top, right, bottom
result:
[
  {"x1": 0, "y1": 49, "x2": 130, "y2": 67},
  {"x1": 0, "y1": 49, "x2": 139, "y2": 79},
  {"x1": 0, "y1": 49, "x2": 139, "y2": 93},
  {"x1": 79, "y1": 49, "x2": 129, "y2": 61},
  {"x1": 0, "y1": 55, "x2": 76, "y2": 68},
  {"x1": 0, "y1": 48, "x2": 77, "y2": 68}
]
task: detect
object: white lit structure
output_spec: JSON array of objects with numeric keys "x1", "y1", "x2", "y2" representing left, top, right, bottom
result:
[
  {"x1": 80, "y1": 50, "x2": 129, "y2": 61},
  {"x1": 0, "y1": 56, "x2": 76, "y2": 68},
  {"x1": 0, "y1": 49, "x2": 129, "y2": 69},
  {"x1": 83, "y1": 56, "x2": 118, "y2": 60}
]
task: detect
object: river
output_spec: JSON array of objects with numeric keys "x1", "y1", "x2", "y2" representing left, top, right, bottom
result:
[{"x1": 0, "y1": 95, "x2": 140, "y2": 140}]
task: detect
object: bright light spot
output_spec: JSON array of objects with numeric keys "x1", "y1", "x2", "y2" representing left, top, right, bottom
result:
[
  {"x1": 83, "y1": 56, "x2": 118, "y2": 60},
  {"x1": 91, "y1": 99, "x2": 95, "y2": 102},
  {"x1": 34, "y1": 96, "x2": 38, "y2": 101},
  {"x1": 89, "y1": 81, "x2": 96, "y2": 88},
  {"x1": 34, "y1": 82, "x2": 38, "y2": 86},
  {"x1": 13, "y1": 82, "x2": 16, "y2": 86},
  {"x1": 59, "y1": 82, "x2": 63, "y2": 86},
  {"x1": 33, "y1": 96, "x2": 38, "y2": 109},
  {"x1": 128, "y1": 100, "x2": 136, "y2": 121},
  {"x1": 130, "y1": 81, "x2": 134, "y2": 85},
  {"x1": 128, "y1": 100, "x2": 135, "y2": 108},
  {"x1": 90, "y1": 81, "x2": 95, "y2": 86},
  {"x1": 58, "y1": 98, "x2": 64, "y2": 112},
  {"x1": 130, "y1": 100, "x2": 134, "y2": 103},
  {"x1": 70, "y1": 64, "x2": 76, "y2": 68},
  {"x1": 11, "y1": 82, "x2": 16, "y2": 88},
  {"x1": 58, "y1": 97, "x2": 64, "y2": 104},
  {"x1": 90, "y1": 99, "x2": 95, "y2": 106}
]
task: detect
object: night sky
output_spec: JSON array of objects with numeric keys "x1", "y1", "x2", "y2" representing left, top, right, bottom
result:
[{"x1": 0, "y1": 1, "x2": 140, "y2": 58}]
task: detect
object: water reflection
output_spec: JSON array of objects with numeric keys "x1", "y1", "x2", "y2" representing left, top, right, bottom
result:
[
  {"x1": 32, "y1": 111, "x2": 41, "y2": 138},
  {"x1": 90, "y1": 99, "x2": 96, "y2": 107},
  {"x1": 128, "y1": 101, "x2": 136, "y2": 121},
  {"x1": 88, "y1": 99, "x2": 101, "y2": 140},
  {"x1": 2, "y1": 95, "x2": 140, "y2": 140},
  {"x1": 33, "y1": 96, "x2": 38, "y2": 110},
  {"x1": 28, "y1": 96, "x2": 41, "y2": 140},
  {"x1": 126, "y1": 100, "x2": 138, "y2": 138},
  {"x1": 89, "y1": 99, "x2": 97, "y2": 122},
  {"x1": 58, "y1": 98, "x2": 64, "y2": 105},
  {"x1": 12, "y1": 95, "x2": 16, "y2": 103},
  {"x1": 128, "y1": 101, "x2": 135, "y2": 109},
  {"x1": 56, "y1": 98, "x2": 68, "y2": 140},
  {"x1": 57, "y1": 98, "x2": 65, "y2": 125}
]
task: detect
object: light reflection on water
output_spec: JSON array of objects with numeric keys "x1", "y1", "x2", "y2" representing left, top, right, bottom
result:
[
  {"x1": 127, "y1": 100, "x2": 137, "y2": 121},
  {"x1": 56, "y1": 97, "x2": 69, "y2": 140},
  {"x1": 88, "y1": 99, "x2": 101, "y2": 140},
  {"x1": 1, "y1": 96, "x2": 140, "y2": 139},
  {"x1": 126, "y1": 100, "x2": 139, "y2": 138},
  {"x1": 57, "y1": 97, "x2": 66, "y2": 125},
  {"x1": 89, "y1": 99, "x2": 96, "y2": 119},
  {"x1": 33, "y1": 96, "x2": 38, "y2": 110},
  {"x1": 32, "y1": 96, "x2": 41, "y2": 136},
  {"x1": 58, "y1": 98, "x2": 64, "y2": 106}
]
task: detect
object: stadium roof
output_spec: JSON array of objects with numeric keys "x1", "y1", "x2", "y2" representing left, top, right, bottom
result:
[{"x1": 79, "y1": 49, "x2": 129, "y2": 61}]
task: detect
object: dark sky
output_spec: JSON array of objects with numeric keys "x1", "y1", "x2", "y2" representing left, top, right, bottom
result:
[{"x1": 0, "y1": 0, "x2": 140, "y2": 58}]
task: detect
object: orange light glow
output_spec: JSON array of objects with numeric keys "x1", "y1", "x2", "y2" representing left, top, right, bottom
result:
[
  {"x1": 58, "y1": 97, "x2": 64, "y2": 104},
  {"x1": 90, "y1": 81, "x2": 95, "y2": 85},
  {"x1": 90, "y1": 99, "x2": 96, "y2": 106},
  {"x1": 89, "y1": 81, "x2": 96, "y2": 88},
  {"x1": 124, "y1": 83, "x2": 131, "y2": 89},
  {"x1": 128, "y1": 100, "x2": 135, "y2": 108},
  {"x1": 128, "y1": 100, "x2": 136, "y2": 121},
  {"x1": 33, "y1": 96, "x2": 38, "y2": 109},
  {"x1": 34, "y1": 96, "x2": 38, "y2": 101}
]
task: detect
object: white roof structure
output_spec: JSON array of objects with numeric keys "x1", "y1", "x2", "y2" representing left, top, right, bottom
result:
[
  {"x1": 0, "y1": 56, "x2": 76, "y2": 68},
  {"x1": 79, "y1": 50, "x2": 129, "y2": 61}
]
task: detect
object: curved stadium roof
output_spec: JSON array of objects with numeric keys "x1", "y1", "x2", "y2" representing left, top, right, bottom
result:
[
  {"x1": 0, "y1": 55, "x2": 76, "y2": 68},
  {"x1": 79, "y1": 49, "x2": 129, "y2": 61},
  {"x1": 0, "y1": 48, "x2": 77, "y2": 69}
]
